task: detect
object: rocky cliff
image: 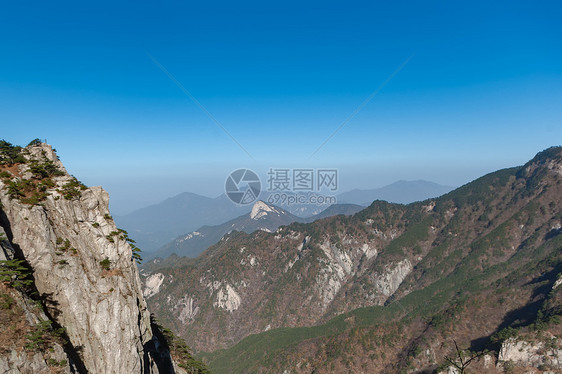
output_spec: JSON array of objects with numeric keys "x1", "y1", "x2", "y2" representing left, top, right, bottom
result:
[
  {"x1": 0, "y1": 140, "x2": 206, "y2": 373},
  {"x1": 1, "y1": 225, "x2": 70, "y2": 373}
]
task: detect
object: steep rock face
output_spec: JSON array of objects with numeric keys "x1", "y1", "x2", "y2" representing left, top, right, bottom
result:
[
  {"x1": 0, "y1": 294, "x2": 70, "y2": 374},
  {"x1": 0, "y1": 143, "x2": 189, "y2": 373},
  {"x1": 498, "y1": 335, "x2": 562, "y2": 370},
  {"x1": 0, "y1": 231, "x2": 71, "y2": 374},
  {"x1": 371, "y1": 258, "x2": 412, "y2": 297}
]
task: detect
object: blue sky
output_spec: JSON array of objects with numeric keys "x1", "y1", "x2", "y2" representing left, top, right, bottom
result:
[{"x1": 1, "y1": 1, "x2": 561, "y2": 214}]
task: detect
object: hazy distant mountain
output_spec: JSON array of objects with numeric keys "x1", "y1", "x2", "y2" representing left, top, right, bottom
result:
[
  {"x1": 114, "y1": 193, "x2": 251, "y2": 252},
  {"x1": 337, "y1": 180, "x2": 453, "y2": 205},
  {"x1": 148, "y1": 201, "x2": 301, "y2": 259},
  {"x1": 116, "y1": 181, "x2": 453, "y2": 252},
  {"x1": 148, "y1": 201, "x2": 366, "y2": 260}
]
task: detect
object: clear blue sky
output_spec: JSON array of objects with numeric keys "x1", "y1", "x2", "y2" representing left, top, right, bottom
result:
[{"x1": 1, "y1": 1, "x2": 561, "y2": 214}]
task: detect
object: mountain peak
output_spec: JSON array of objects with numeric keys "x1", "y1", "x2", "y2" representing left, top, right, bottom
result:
[
  {"x1": 250, "y1": 200, "x2": 279, "y2": 220},
  {"x1": 517, "y1": 146, "x2": 562, "y2": 179},
  {"x1": 529, "y1": 146, "x2": 562, "y2": 170}
]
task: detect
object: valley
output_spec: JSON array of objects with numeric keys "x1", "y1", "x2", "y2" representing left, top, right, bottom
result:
[{"x1": 141, "y1": 147, "x2": 562, "y2": 373}]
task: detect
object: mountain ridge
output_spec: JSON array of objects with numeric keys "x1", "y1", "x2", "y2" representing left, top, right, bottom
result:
[
  {"x1": 147, "y1": 200, "x2": 300, "y2": 260},
  {"x1": 141, "y1": 146, "x2": 562, "y2": 373},
  {"x1": 147, "y1": 201, "x2": 365, "y2": 260},
  {"x1": 117, "y1": 180, "x2": 453, "y2": 252},
  {"x1": 337, "y1": 179, "x2": 454, "y2": 205}
]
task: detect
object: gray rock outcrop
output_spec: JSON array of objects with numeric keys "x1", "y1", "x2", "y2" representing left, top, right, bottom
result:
[{"x1": 0, "y1": 143, "x2": 187, "y2": 373}]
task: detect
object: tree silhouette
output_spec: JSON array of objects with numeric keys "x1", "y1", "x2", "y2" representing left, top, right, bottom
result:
[{"x1": 444, "y1": 340, "x2": 486, "y2": 373}]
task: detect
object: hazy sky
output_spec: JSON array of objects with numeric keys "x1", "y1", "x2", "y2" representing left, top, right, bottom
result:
[{"x1": 1, "y1": 1, "x2": 561, "y2": 214}]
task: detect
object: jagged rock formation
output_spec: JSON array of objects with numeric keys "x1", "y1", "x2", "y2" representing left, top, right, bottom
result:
[
  {"x1": 437, "y1": 323, "x2": 562, "y2": 373},
  {"x1": 497, "y1": 334, "x2": 562, "y2": 370},
  {"x1": 0, "y1": 141, "x2": 203, "y2": 373},
  {"x1": 142, "y1": 147, "x2": 562, "y2": 373}
]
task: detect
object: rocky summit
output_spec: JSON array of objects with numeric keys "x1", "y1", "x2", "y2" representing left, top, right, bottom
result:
[{"x1": 0, "y1": 140, "x2": 208, "y2": 373}]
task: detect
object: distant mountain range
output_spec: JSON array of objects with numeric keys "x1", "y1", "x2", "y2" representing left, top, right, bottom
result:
[
  {"x1": 146, "y1": 201, "x2": 365, "y2": 260},
  {"x1": 140, "y1": 147, "x2": 562, "y2": 374},
  {"x1": 147, "y1": 201, "x2": 299, "y2": 259},
  {"x1": 114, "y1": 193, "x2": 251, "y2": 252},
  {"x1": 116, "y1": 180, "x2": 453, "y2": 252},
  {"x1": 337, "y1": 180, "x2": 454, "y2": 205}
]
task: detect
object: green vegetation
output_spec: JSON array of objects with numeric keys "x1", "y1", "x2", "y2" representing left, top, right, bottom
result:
[
  {"x1": 204, "y1": 244, "x2": 557, "y2": 373},
  {"x1": 151, "y1": 316, "x2": 210, "y2": 373},
  {"x1": 0, "y1": 292, "x2": 15, "y2": 309},
  {"x1": 131, "y1": 243, "x2": 143, "y2": 264},
  {"x1": 46, "y1": 358, "x2": 68, "y2": 367},
  {"x1": 58, "y1": 238, "x2": 71, "y2": 251},
  {"x1": 28, "y1": 159, "x2": 64, "y2": 179},
  {"x1": 54, "y1": 238, "x2": 77, "y2": 256},
  {"x1": 25, "y1": 320, "x2": 66, "y2": 352},
  {"x1": 384, "y1": 216, "x2": 432, "y2": 258},
  {"x1": 6, "y1": 179, "x2": 33, "y2": 199},
  {"x1": 491, "y1": 326, "x2": 518, "y2": 344},
  {"x1": 20, "y1": 191, "x2": 49, "y2": 205},
  {"x1": 27, "y1": 138, "x2": 42, "y2": 147},
  {"x1": 58, "y1": 177, "x2": 87, "y2": 200},
  {"x1": 100, "y1": 257, "x2": 111, "y2": 271},
  {"x1": 1, "y1": 143, "x2": 77, "y2": 204},
  {"x1": 105, "y1": 232, "x2": 117, "y2": 243},
  {"x1": 0, "y1": 259, "x2": 34, "y2": 288},
  {"x1": 201, "y1": 308, "x2": 366, "y2": 373},
  {"x1": 0, "y1": 140, "x2": 25, "y2": 165},
  {"x1": 118, "y1": 228, "x2": 143, "y2": 264},
  {"x1": 435, "y1": 167, "x2": 517, "y2": 210},
  {"x1": 0, "y1": 139, "x2": 72, "y2": 205},
  {"x1": 105, "y1": 228, "x2": 143, "y2": 263}
]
